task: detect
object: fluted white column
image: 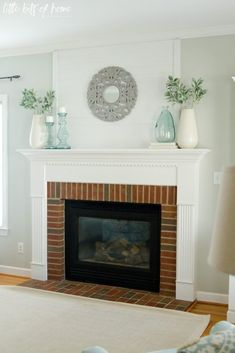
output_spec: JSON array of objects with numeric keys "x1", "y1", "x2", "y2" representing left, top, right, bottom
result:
[
  {"x1": 176, "y1": 205, "x2": 196, "y2": 300},
  {"x1": 31, "y1": 196, "x2": 47, "y2": 280}
]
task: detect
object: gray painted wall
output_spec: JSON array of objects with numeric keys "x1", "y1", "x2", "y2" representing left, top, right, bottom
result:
[
  {"x1": 181, "y1": 35, "x2": 235, "y2": 294},
  {"x1": 0, "y1": 53, "x2": 52, "y2": 268}
]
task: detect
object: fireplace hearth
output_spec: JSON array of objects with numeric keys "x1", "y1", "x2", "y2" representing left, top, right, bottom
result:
[{"x1": 65, "y1": 200, "x2": 161, "y2": 291}]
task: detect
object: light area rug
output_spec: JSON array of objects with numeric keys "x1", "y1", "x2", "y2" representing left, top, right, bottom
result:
[{"x1": 0, "y1": 286, "x2": 210, "y2": 353}]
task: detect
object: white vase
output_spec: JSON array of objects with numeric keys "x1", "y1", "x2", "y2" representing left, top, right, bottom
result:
[
  {"x1": 29, "y1": 114, "x2": 46, "y2": 149},
  {"x1": 177, "y1": 108, "x2": 198, "y2": 148}
]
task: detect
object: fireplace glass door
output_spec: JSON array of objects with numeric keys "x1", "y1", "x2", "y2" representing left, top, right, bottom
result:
[
  {"x1": 65, "y1": 200, "x2": 161, "y2": 291},
  {"x1": 78, "y1": 217, "x2": 150, "y2": 269}
]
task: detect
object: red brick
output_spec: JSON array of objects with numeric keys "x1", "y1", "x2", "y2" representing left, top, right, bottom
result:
[
  {"x1": 161, "y1": 257, "x2": 176, "y2": 265},
  {"x1": 161, "y1": 231, "x2": 176, "y2": 238},
  {"x1": 48, "y1": 223, "x2": 64, "y2": 229},
  {"x1": 48, "y1": 258, "x2": 64, "y2": 265},
  {"x1": 149, "y1": 186, "x2": 155, "y2": 203},
  {"x1": 155, "y1": 186, "x2": 161, "y2": 203},
  {"x1": 161, "y1": 250, "x2": 176, "y2": 258},
  {"x1": 161, "y1": 186, "x2": 167, "y2": 204},
  {"x1": 160, "y1": 280, "x2": 174, "y2": 288},
  {"x1": 98, "y1": 184, "x2": 104, "y2": 201},
  {"x1": 88, "y1": 183, "x2": 93, "y2": 200},
  {"x1": 48, "y1": 240, "x2": 64, "y2": 247},
  {"x1": 92, "y1": 184, "x2": 98, "y2": 201},
  {"x1": 162, "y1": 211, "x2": 177, "y2": 219},
  {"x1": 71, "y1": 183, "x2": 76, "y2": 199},
  {"x1": 161, "y1": 270, "x2": 176, "y2": 278},
  {"x1": 160, "y1": 276, "x2": 176, "y2": 285},
  {"x1": 161, "y1": 262, "x2": 176, "y2": 270},
  {"x1": 132, "y1": 185, "x2": 138, "y2": 203},
  {"x1": 48, "y1": 268, "x2": 64, "y2": 275},
  {"x1": 161, "y1": 238, "x2": 176, "y2": 246},
  {"x1": 48, "y1": 211, "x2": 64, "y2": 218},
  {"x1": 162, "y1": 205, "x2": 177, "y2": 212},
  {"x1": 167, "y1": 187, "x2": 174, "y2": 205},
  {"x1": 48, "y1": 274, "x2": 64, "y2": 280},
  {"x1": 120, "y1": 185, "x2": 126, "y2": 202},
  {"x1": 138, "y1": 185, "x2": 144, "y2": 203},
  {"x1": 76, "y1": 183, "x2": 82, "y2": 200}
]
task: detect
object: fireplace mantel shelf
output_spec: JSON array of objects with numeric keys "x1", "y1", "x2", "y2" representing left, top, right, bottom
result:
[{"x1": 18, "y1": 148, "x2": 209, "y2": 163}]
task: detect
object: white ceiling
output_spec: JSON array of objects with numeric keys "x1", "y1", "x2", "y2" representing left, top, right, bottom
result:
[{"x1": 1, "y1": 0, "x2": 235, "y2": 54}]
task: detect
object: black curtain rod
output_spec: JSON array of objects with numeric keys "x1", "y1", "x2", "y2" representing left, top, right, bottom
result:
[{"x1": 0, "y1": 75, "x2": 21, "y2": 81}]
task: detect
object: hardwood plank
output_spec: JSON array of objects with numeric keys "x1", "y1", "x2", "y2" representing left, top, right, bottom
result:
[
  {"x1": 188, "y1": 300, "x2": 228, "y2": 336},
  {"x1": 0, "y1": 274, "x2": 29, "y2": 286}
]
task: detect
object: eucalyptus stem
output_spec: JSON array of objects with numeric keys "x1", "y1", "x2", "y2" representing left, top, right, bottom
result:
[
  {"x1": 20, "y1": 89, "x2": 55, "y2": 114},
  {"x1": 165, "y1": 76, "x2": 207, "y2": 107}
]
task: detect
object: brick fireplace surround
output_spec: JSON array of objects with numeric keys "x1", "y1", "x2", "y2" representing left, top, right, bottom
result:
[
  {"x1": 47, "y1": 182, "x2": 177, "y2": 297},
  {"x1": 19, "y1": 148, "x2": 208, "y2": 301}
]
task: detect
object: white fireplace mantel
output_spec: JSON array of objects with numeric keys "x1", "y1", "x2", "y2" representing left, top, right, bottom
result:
[{"x1": 19, "y1": 148, "x2": 209, "y2": 301}]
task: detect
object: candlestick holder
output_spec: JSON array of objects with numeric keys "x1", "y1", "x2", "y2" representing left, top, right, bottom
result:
[
  {"x1": 56, "y1": 112, "x2": 71, "y2": 149},
  {"x1": 44, "y1": 122, "x2": 55, "y2": 149}
]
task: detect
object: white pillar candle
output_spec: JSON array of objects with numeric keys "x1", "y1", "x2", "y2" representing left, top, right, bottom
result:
[
  {"x1": 59, "y1": 106, "x2": 66, "y2": 113},
  {"x1": 46, "y1": 115, "x2": 54, "y2": 123}
]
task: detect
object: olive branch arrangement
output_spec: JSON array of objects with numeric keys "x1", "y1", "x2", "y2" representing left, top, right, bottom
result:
[
  {"x1": 20, "y1": 89, "x2": 55, "y2": 114},
  {"x1": 165, "y1": 76, "x2": 207, "y2": 107}
]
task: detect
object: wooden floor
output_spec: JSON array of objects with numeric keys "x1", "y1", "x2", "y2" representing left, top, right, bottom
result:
[
  {"x1": 187, "y1": 301, "x2": 227, "y2": 335},
  {"x1": 0, "y1": 274, "x2": 228, "y2": 336},
  {"x1": 0, "y1": 273, "x2": 29, "y2": 285}
]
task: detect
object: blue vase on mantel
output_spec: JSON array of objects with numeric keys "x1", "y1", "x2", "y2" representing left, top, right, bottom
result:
[
  {"x1": 56, "y1": 112, "x2": 71, "y2": 149},
  {"x1": 155, "y1": 108, "x2": 175, "y2": 143}
]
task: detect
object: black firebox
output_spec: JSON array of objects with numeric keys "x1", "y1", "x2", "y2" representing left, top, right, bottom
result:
[{"x1": 65, "y1": 200, "x2": 161, "y2": 291}]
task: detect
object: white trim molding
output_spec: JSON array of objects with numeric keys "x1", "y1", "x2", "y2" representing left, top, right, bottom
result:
[
  {"x1": 0, "y1": 265, "x2": 31, "y2": 277},
  {"x1": 18, "y1": 148, "x2": 209, "y2": 301},
  {"x1": 228, "y1": 275, "x2": 235, "y2": 323},
  {"x1": 197, "y1": 291, "x2": 228, "y2": 305},
  {"x1": 0, "y1": 227, "x2": 9, "y2": 237},
  {"x1": 0, "y1": 95, "x2": 8, "y2": 236},
  {"x1": 1, "y1": 26, "x2": 235, "y2": 58}
]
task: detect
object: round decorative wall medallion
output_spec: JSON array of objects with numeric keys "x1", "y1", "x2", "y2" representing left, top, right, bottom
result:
[{"x1": 87, "y1": 66, "x2": 138, "y2": 122}]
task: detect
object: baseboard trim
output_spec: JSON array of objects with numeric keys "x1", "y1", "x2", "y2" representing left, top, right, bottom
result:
[
  {"x1": 0, "y1": 265, "x2": 31, "y2": 277},
  {"x1": 227, "y1": 309, "x2": 235, "y2": 323},
  {"x1": 197, "y1": 290, "x2": 228, "y2": 304}
]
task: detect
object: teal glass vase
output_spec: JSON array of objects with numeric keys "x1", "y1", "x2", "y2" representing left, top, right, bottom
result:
[
  {"x1": 44, "y1": 122, "x2": 55, "y2": 149},
  {"x1": 155, "y1": 108, "x2": 175, "y2": 143},
  {"x1": 56, "y1": 112, "x2": 71, "y2": 149}
]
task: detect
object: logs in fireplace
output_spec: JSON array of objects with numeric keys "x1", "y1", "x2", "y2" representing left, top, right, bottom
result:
[{"x1": 65, "y1": 200, "x2": 161, "y2": 291}]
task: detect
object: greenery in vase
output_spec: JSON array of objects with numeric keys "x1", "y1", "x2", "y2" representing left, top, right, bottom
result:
[
  {"x1": 20, "y1": 89, "x2": 55, "y2": 114},
  {"x1": 165, "y1": 76, "x2": 207, "y2": 108}
]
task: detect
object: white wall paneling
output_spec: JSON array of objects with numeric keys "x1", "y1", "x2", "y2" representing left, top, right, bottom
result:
[{"x1": 53, "y1": 40, "x2": 179, "y2": 149}]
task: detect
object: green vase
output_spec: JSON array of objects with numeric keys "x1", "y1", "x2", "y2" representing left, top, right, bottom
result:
[
  {"x1": 56, "y1": 112, "x2": 71, "y2": 149},
  {"x1": 155, "y1": 108, "x2": 175, "y2": 143}
]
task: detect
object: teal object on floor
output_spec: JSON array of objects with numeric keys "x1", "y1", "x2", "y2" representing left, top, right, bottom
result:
[{"x1": 155, "y1": 108, "x2": 175, "y2": 143}]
